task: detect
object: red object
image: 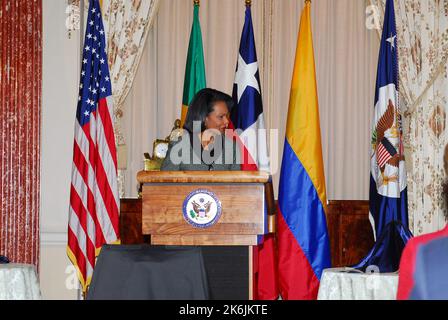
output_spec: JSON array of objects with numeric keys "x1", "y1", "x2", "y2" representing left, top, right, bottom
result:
[
  {"x1": 277, "y1": 212, "x2": 321, "y2": 299},
  {"x1": 253, "y1": 233, "x2": 278, "y2": 300},
  {"x1": 0, "y1": 0, "x2": 42, "y2": 267},
  {"x1": 397, "y1": 224, "x2": 448, "y2": 299}
]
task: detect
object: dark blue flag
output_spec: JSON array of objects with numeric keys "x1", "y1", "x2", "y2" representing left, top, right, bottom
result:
[{"x1": 353, "y1": 0, "x2": 413, "y2": 273}]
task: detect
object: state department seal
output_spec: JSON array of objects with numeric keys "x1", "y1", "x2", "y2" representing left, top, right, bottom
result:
[{"x1": 182, "y1": 189, "x2": 222, "y2": 229}]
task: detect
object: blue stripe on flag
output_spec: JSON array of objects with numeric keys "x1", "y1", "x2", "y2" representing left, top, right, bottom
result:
[{"x1": 278, "y1": 140, "x2": 331, "y2": 280}]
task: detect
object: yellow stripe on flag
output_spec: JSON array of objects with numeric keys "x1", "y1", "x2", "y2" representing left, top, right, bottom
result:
[
  {"x1": 286, "y1": 2, "x2": 327, "y2": 209},
  {"x1": 181, "y1": 105, "x2": 189, "y2": 127},
  {"x1": 67, "y1": 246, "x2": 90, "y2": 293}
]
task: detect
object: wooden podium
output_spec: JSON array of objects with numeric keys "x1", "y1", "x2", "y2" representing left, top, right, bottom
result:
[
  {"x1": 136, "y1": 171, "x2": 274, "y2": 246},
  {"x1": 137, "y1": 170, "x2": 274, "y2": 299}
]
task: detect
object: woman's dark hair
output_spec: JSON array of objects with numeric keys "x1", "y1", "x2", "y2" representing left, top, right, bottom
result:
[
  {"x1": 183, "y1": 88, "x2": 234, "y2": 134},
  {"x1": 443, "y1": 144, "x2": 448, "y2": 219}
]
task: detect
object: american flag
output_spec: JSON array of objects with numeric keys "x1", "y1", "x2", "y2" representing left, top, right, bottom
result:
[
  {"x1": 67, "y1": 0, "x2": 120, "y2": 292},
  {"x1": 377, "y1": 137, "x2": 397, "y2": 168}
]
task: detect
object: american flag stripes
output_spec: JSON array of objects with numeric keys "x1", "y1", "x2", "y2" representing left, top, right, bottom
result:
[
  {"x1": 67, "y1": 0, "x2": 120, "y2": 292},
  {"x1": 377, "y1": 137, "x2": 397, "y2": 168}
]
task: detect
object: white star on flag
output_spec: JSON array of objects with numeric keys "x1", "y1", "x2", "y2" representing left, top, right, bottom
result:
[
  {"x1": 386, "y1": 34, "x2": 396, "y2": 50},
  {"x1": 234, "y1": 54, "x2": 260, "y2": 103}
]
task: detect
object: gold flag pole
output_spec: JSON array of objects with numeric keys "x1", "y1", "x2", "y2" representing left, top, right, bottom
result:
[
  {"x1": 245, "y1": 0, "x2": 252, "y2": 7},
  {"x1": 194, "y1": 0, "x2": 200, "y2": 6}
]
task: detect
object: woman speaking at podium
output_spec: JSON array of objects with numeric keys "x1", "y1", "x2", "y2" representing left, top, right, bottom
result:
[
  {"x1": 161, "y1": 88, "x2": 240, "y2": 171},
  {"x1": 161, "y1": 88, "x2": 249, "y2": 300}
]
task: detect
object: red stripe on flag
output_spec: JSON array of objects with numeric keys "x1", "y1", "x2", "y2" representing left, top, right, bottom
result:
[
  {"x1": 98, "y1": 98, "x2": 118, "y2": 170},
  {"x1": 92, "y1": 150, "x2": 120, "y2": 236},
  {"x1": 68, "y1": 227, "x2": 88, "y2": 283},
  {"x1": 227, "y1": 122, "x2": 256, "y2": 171},
  {"x1": 72, "y1": 142, "x2": 107, "y2": 246},
  {"x1": 377, "y1": 143, "x2": 392, "y2": 167},
  {"x1": 253, "y1": 234, "x2": 278, "y2": 300},
  {"x1": 70, "y1": 185, "x2": 97, "y2": 268},
  {"x1": 81, "y1": 122, "x2": 98, "y2": 173},
  {"x1": 277, "y1": 208, "x2": 320, "y2": 300}
]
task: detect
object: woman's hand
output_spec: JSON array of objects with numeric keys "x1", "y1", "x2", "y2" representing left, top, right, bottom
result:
[{"x1": 201, "y1": 129, "x2": 220, "y2": 150}]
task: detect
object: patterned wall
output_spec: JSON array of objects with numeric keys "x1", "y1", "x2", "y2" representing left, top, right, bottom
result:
[{"x1": 0, "y1": 0, "x2": 42, "y2": 266}]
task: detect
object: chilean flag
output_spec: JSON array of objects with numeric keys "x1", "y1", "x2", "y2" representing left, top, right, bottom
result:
[{"x1": 230, "y1": 5, "x2": 278, "y2": 300}]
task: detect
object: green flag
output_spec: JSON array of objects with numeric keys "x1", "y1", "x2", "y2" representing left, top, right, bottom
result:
[{"x1": 181, "y1": 3, "x2": 206, "y2": 126}]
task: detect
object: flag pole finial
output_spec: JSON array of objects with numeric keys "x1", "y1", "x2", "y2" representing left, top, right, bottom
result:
[
  {"x1": 245, "y1": 0, "x2": 252, "y2": 7},
  {"x1": 305, "y1": 0, "x2": 311, "y2": 4},
  {"x1": 194, "y1": 0, "x2": 200, "y2": 6}
]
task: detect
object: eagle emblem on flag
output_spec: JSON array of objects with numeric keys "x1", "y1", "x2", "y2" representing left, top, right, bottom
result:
[{"x1": 371, "y1": 97, "x2": 406, "y2": 198}]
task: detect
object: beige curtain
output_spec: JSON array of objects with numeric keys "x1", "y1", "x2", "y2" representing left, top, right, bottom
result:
[
  {"x1": 269, "y1": 0, "x2": 379, "y2": 200},
  {"x1": 102, "y1": 0, "x2": 160, "y2": 116},
  {"x1": 100, "y1": 0, "x2": 160, "y2": 195},
  {"x1": 121, "y1": 0, "x2": 379, "y2": 201},
  {"x1": 371, "y1": 0, "x2": 448, "y2": 235}
]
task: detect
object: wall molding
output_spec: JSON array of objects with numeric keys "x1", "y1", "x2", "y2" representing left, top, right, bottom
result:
[{"x1": 40, "y1": 231, "x2": 67, "y2": 247}]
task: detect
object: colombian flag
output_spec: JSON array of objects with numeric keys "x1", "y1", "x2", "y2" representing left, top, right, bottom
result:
[
  {"x1": 180, "y1": 2, "x2": 206, "y2": 127},
  {"x1": 277, "y1": 1, "x2": 331, "y2": 300}
]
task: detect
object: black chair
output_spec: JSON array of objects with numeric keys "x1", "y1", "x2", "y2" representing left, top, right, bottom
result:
[{"x1": 87, "y1": 244, "x2": 209, "y2": 300}]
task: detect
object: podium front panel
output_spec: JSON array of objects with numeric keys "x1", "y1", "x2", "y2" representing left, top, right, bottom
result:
[{"x1": 142, "y1": 183, "x2": 265, "y2": 246}]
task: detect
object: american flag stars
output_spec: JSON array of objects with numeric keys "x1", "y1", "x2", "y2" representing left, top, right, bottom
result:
[{"x1": 76, "y1": 3, "x2": 111, "y2": 126}]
